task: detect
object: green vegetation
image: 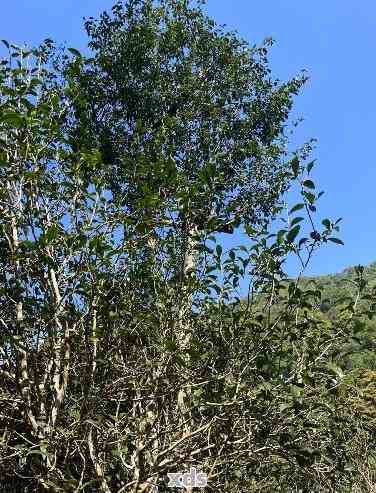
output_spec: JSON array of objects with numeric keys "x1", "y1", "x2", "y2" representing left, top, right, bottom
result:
[
  {"x1": 302, "y1": 264, "x2": 376, "y2": 370},
  {"x1": 0, "y1": 1, "x2": 375, "y2": 492}
]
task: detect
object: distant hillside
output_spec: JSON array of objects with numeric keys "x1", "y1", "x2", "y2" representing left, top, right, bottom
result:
[
  {"x1": 241, "y1": 262, "x2": 376, "y2": 370},
  {"x1": 303, "y1": 261, "x2": 376, "y2": 287},
  {"x1": 301, "y1": 261, "x2": 376, "y2": 319},
  {"x1": 300, "y1": 262, "x2": 376, "y2": 370}
]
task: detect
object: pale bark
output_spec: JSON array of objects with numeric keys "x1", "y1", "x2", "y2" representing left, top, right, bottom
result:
[
  {"x1": 88, "y1": 426, "x2": 112, "y2": 493},
  {"x1": 176, "y1": 223, "x2": 198, "y2": 493}
]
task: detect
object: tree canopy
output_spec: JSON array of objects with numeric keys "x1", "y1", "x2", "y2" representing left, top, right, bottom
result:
[{"x1": 66, "y1": 0, "x2": 306, "y2": 233}]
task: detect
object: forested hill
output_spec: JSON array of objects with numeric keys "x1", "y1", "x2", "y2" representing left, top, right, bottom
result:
[
  {"x1": 299, "y1": 262, "x2": 376, "y2": 371},
  {"x1": 301, "y1": 261, "x2": 376, "y2": 318},
  {"x1": 304, "y1": 260, "x2": 376, "y2": 288}
]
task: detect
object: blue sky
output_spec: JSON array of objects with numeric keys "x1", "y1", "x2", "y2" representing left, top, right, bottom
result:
[{"x1": 1, "y1": 0, "x2": 375, "y2": 277}]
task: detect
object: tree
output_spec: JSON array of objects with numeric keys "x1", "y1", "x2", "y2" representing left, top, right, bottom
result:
[
  {"x1": 64, "y1": 0, "x2": 307, "y2": 270},
  {"x1": 2, "y1": 4, "x2": 376, "y2": 493},
  {"x1": 62, "y1": 7, "x2": 308, "y2": 470}
]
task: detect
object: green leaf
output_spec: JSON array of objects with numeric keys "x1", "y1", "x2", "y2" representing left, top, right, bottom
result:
[
  {"x1": 328, "y1": 237, "x2": 344, "y2": 245},
  {"x1": 280, "y1": 402, "x2": 293, "y2": 412},
  {"x1": 303, "y1": 179, "x2": 315, "y2": 189},
  {"x1": 328, "y1": 362, "x2": 344, "y2": 379},
  {"x1": 290, "y1": 203, "x2": 305, "y2": 214},
  {"x1": 286, "y1": 225, "x2": 300, "y2": 244},
  {"x1": 29, "y1": 78, "x2": 42, "y2": 89},
  {"x1": 0, "y1": 112, "x2": 25, "y2": 127},
  {"x1": 68, "y1": 47, "x2": 82, "y2": 58},
  {"x1": 1, "y1": 40, "x2": 9, "y2": 49},
  {"x1": 290, "y1": 217, "x2": 304, "y2": 227},
  {"x1": 307, "y1": 160, "x2": 315, "y2": 174},
  {"x1": 277, "y1": 229, "x2": 287, "y2": 243},
  {"x1": 216, "y1": 245, "x2": 222, "y2": 257},
  {"x1": 26, "y1": 450, "x2": 46, "y2": 457},
  {"x1": 322, "y1": 219, "x2": 331, "y2": 230},
  {"x1": 303, "y1": 191, "x2": 316, "y2": 204},
  {"x1": 164, "y1": 339, "x2": 177, "y2": 351},
  {"x1": 291, "y1": 156, "x2": 300, "y2": 177}
]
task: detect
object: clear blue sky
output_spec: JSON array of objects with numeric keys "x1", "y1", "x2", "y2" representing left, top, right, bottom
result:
[{"x1": 1, "y1": 0, "x2": 375, "y2": 277}]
